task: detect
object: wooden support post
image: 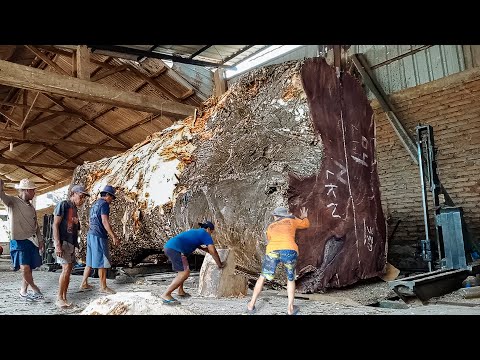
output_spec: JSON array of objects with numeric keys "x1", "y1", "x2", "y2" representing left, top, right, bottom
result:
[
  {"x1": 214, "y1": 68, "x2": 227, "y2": 98},
  {"x1": 76, "y1": 45, "x2": 90, "y2": 80}
]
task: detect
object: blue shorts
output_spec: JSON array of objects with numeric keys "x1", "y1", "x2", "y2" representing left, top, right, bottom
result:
[
  {"x1": 164, "y1": 247, "x2": 190, "y2": 272},
  {"x1": 10, "y1": 239, "x2": 43, "y2": 271},
  {"x1": 86, "y1": 233, "x2": 111, "y2": 269},
  {"x1": 261, "y1": 249, "x2": 298, "y2": 281}
]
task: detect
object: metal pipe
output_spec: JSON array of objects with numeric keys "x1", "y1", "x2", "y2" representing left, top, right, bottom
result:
[{"x1": 417, "y1": 128, "x2": 432, "y2": 271}]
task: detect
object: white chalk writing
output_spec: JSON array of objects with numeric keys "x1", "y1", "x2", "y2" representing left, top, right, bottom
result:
[{"x1": 363, "y1": 218, "x2": 374, "y2": 251}]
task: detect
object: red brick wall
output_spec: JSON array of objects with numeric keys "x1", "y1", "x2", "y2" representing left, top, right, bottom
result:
[{"x1": 372, "y1": 67, "x2": 480, "y2": 270}]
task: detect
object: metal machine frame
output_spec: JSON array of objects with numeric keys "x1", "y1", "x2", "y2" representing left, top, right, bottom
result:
[
  {"x1": 388, "y1": 124, "x2": 476, "y2": 302},
  {"x1": 416, "y1": 124, "x2": 468, "y2": 271}
]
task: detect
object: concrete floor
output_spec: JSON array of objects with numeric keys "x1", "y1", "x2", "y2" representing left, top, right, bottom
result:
[{"x1": 2, "y1": 256, "x2": 480, "y2": 315}]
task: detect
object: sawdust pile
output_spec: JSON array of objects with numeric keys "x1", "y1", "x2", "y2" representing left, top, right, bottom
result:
[{"x1": 81, "y1": 292, "x2": 196, "y2": 315}]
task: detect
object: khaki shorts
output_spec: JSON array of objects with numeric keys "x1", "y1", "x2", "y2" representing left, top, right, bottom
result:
[{"x1": 56, "y1": 242, "x2": 76, "y2": 264}]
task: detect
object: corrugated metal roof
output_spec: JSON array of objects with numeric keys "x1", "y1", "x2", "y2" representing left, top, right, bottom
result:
[
  {"x1": 90, "y1": 45, "x2": 269, "y2": 68},
  {"x1": 349, "y1": 45, "x2": 466, "y2": 99}
]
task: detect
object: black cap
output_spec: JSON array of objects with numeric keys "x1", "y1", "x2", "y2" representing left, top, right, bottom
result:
[{"x1": 198, "y1": 221, "x2": 214, "y2": 231}]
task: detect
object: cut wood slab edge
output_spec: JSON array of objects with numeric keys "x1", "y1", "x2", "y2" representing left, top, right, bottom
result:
[{"x1": 379, "y1": 262, "x2": 400, "y2": 281}]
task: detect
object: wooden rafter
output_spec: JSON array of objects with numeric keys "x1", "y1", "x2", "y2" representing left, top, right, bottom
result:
[
  {"x1": 0, "y1": 130, "x2": 126, "y2": 150},
  {"x1": 90, "y1": 64, "x2": 128, "y2": 82},
  {"x1": 190, "y1": 45, "x2": 212, "y2": 59},
  {"x1": 0, "y1": 48, "x2": 193, "y2": 184},
  {"x1": 125, "y1": 65, "x2": 177, "y2": 101},
  {"x1": 59, "y1": 112, "x2": 172, "y2": 165},
  {"x1": 41, "y1": 94, "x2": 130, "y2": 148},
  {"x1": 19, "y1": 92, "x2": 40, "y2": 130},
  {"x1": 24, "y1": 45, "x2": 70, "y2": 76},
  {"x1": 16, "y1": 72, "x2": 168, "y2": 166},
  {"x1": 0, "y1": 157, "x2": 76, "y2": 169},
  {"x1": 37, "y1": 46, "x2": 135, "y2": 70},
  {"x1": 0, "y1": 109, "x2": 21, "y2": 127},
  {"x1": 9, "y1": 166, "x2": 55, "y2": 185},
  {"x1": 0, "y1": 59, "x2": 197, "y2": 118}
]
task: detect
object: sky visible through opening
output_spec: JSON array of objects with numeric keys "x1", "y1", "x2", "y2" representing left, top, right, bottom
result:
[{"x1": 224, "y1": 45, "x2": 303, "y2": 79}]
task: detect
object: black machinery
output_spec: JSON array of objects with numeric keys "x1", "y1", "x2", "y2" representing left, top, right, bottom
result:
[
  {"x1": 42, "y1": 214, "x2": 59, "y2": 271},
  {"x1": 41, "y1": 213, "x2": 97, "y2": 276},
  {"x1": 388, "y1": 124, "x2": 480, "y2": 302}
]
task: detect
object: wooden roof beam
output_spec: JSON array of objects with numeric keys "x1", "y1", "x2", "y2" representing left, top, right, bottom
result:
[
  {"x1": 0, "y1": 59, "x2": 197, "y2": 118},
  {"x1": 15, "y1": 69, "x2": 169, "y2": 166},
  {"x1": 3, "y1": 166, "x2": 56, "y2": 185},
  {"x1": 41, "y1": 94, "x2": 130, "y2": 148},
  {"x1": 24, "y1": 46, "x2": 71, "y2": 76},
  {"x1": 0, "y1": 157, "x2": 76, "y2": 169},
  {"x1": 0, "y1": 109, "x2": 21, "y2": 127},
  {"x1": 58, "y1": 112, "x2": 172, "y2": 164},
  {"x1": 0, "y1": 100, "x2": 70, "y2": 114},
  {"x1": 90, "y1": 64, "x2": 128, "y2": 82},
  {"x1": 0, "y1": 130, "x2": 126, "y2": 150}
]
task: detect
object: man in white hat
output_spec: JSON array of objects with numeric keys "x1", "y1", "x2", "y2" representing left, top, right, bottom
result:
[
  {"x1": 52, "y1": 184, "x2": 90, "y2": 308},
  {"x1": 0, "y1": 178, "x2": 45, "y2": 302}
]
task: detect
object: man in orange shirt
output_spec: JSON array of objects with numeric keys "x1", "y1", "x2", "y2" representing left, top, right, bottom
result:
[{"x1": 247, "y1": 206, "x2": 309, "y2": 315}]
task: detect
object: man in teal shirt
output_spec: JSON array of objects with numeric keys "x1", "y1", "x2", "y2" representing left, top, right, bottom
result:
[{"x1": 161, "y1": 221, "x2": 225, "y2": 304}]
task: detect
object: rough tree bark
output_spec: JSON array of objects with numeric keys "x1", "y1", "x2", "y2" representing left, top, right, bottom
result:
[{"x1": 72, "y1": 57, "x2": 386, "y2": 292}]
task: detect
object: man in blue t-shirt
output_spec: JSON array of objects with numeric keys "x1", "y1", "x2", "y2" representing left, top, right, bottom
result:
[
  {"x1": 53, "y1": 184, "x2": 90, "y2": 308},
  {"x1": 79, "y1": 184, "x2": 120, "y2": 294},
  {"x1": 161, "y1": 221, "x2": 225, "y2": 304}
]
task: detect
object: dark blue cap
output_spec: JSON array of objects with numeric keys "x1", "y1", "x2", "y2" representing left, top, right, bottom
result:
[
  {"x1": 100, "y1": 185, "x2": 116, "y2": 199},
  {"x1": 198, "y1": 220, "x2": 214, "y2": 231}
]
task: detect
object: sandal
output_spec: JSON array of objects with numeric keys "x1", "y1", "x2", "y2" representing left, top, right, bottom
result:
[
  {"x1": 20, "y1": 293, "x2": 39, "y2": 302},
  {"x1": 162, "y1": 298, "x2": 181, "y2": 306},
  {"x1": 287, "y1": 305, "x2": 300, "y2": 315},
  {"x1": 177, "y1": 293, "x2": 191, "y2": 298}
]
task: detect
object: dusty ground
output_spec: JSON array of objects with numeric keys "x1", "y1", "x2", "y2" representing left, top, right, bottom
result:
[{"x1": 1, "y1": 256, "x2": 480, "y2": 315}]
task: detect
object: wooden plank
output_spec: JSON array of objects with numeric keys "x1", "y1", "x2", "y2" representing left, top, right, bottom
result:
[
  {"x1": 76, "y1": 45, "x2": 90, "y2": 80},
  {"x1": 0, "y1": 59, "x2": 197, "y2": 118},
  {"x1": 214, "y1": 69, "x2": 227, "y2": 97}
]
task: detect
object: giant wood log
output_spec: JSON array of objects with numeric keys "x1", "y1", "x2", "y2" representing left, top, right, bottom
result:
[{"x1": 73, "y1": 57, "x2": 387, "y2": 292}]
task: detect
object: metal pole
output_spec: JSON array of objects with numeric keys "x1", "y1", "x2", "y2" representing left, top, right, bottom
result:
[{"x1": 417, "y1": 126, "x2": 432, "y2": 271}]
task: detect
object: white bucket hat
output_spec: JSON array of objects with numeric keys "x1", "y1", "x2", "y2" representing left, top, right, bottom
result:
[
  {"x1": 271, "y1": 207, "x2": 293, "y2": 218},
  {"x1": 15, "y1": 178, "x2": 37, "y2": 190}
]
